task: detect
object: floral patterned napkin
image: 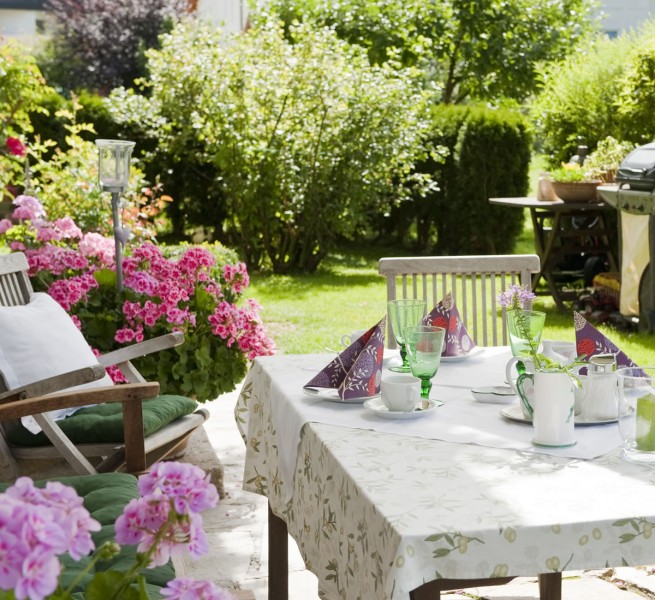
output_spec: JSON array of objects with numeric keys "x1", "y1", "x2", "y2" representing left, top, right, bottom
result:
[
  {"x1": 423, "y1": 293, "x2": 477, "y2": 356},
  {"x1": 304, "y1": 317, "x2": 386, "y2": 400},
  {"x1": 574, "y1": 311, "x2": 638, "y2": 368}
]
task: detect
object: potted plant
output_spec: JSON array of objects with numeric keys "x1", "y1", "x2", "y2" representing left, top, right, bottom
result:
[
  {"x1": 548, "y1": 163, "x2": 601, "y2": 202},
  {"x1": 583, "y1": 136, "x2": 635, "y2": 184}
]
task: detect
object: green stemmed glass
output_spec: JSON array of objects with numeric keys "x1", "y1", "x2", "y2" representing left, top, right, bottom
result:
[
  {"x1": 404, "y1": 325, "x2": 446, "y2": 399},
  {"x1": 387, "y1": 299, "x2": 427, "y2": 373}
]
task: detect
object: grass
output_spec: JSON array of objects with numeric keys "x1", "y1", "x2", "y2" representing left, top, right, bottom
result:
[{"x1": 247, "y1": 240, "x2": 655, "y2": 365}]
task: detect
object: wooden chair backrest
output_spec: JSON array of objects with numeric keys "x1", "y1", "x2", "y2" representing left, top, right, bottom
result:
[
  {"x1": 379, "y1": 255, "x2": 541, "y2": 347},
  {"x1": 0, "y1": 252, "x2": 32, "y2": 308}
]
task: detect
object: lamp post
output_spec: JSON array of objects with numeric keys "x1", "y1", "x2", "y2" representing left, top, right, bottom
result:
[{"x1": 95, "y1": 139, "x2": 135, "y2": 292}]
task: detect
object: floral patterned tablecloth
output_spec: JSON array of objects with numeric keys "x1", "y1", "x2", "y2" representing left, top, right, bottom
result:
[{"x1": 235, "y1": 352, "x2": 655, "y2": 600}]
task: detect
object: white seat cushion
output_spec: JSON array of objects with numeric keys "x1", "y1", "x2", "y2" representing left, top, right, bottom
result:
[{"x1": 0, "y1": 292, "x2": 113, "y2": 433}]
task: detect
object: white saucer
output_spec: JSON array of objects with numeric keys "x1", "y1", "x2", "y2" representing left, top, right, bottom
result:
[
  {"x1": 471, "y1": 386, "x2": 516, "y2": 404},
  {"x1": 500, "y1": 404, "x2": 617, "y2": 426},
  {"x1": 363, "y1": 396, "x2": 440, "y2": 419},
  {"x1": 441, "y1": 347, "x2": 484, "y2": 362},
  {"x1": 303, "y1": 387, "x2": 378, "y2": 404}
]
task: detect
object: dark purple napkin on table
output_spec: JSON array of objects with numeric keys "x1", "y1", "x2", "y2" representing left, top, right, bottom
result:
[
  {"x1": 574, "y1": 311, "x2": 638, "y2": 368},
  {"x1": 423, "y1": 293, "x2": 477, "y2": 357},
  {"x1": 304, "y1": 317, "x2": 386, "y2": 400}
]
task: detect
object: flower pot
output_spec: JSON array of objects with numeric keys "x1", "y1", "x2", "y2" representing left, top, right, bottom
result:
[{"x1": 551, "y1": 180, "x2": 600, "y2": 203}]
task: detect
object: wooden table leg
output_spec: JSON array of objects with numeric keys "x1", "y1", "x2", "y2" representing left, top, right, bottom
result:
[
  {"x1": 268, "y1": 502, "x2": 288, "y2": 600},
  {"x1": 539, "y1": 572, "x2": 562, "y2": 600}
]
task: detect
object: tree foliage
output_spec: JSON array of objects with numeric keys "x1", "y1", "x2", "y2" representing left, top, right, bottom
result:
[
  {"x1": 261, "y1": 0, "x2": 597, "y2": 104},
  {"x1": 40, "y1": 0, "x2": 191, "y2": 94},
  {"x1": 108, "y1": 20, "x2": 435, "y2": 273},
  {"x1": 531, "y1": 20, "x2": 655, "y2": 165}
]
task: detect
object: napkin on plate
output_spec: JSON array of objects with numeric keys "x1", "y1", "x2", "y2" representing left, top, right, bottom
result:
[
  {"x1": 423, "y1": 292, "x2": 477, "y2": 357},
  {"x1": 304, "y1": 317, "x2": 386, "y2": 400},
  {"x1": 574, "y1": 311, "x2": 638, "y2": 368}
]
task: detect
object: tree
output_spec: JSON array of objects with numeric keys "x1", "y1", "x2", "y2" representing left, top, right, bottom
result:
[
  {"x1": 262, "y1": 0, "x2": 597, "y2": 104},
  {"x1": 108, "y1": 20, "x2": 435, "y2": 273},
  {"x1": 40, "y1": 0, "x2": 191, "y2": 94}
]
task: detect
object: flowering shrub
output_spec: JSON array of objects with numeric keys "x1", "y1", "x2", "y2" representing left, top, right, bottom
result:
[
  {"x1": 0, "y1": 461, "x2": 235, "y2": 600},
  {"x1": 0, "y1": 195, "x2": 276, "y2": 401}
]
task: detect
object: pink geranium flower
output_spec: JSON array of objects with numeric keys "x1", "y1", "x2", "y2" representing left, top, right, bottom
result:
[{"x1": 5, "y1": 136, "x2": 26, "y2": 157}]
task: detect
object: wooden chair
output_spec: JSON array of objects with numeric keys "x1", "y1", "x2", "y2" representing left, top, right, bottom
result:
[
  {"x1": 380, "y1": 254, "x2": 561, "y2": 599},
  {"x1": 0, "y1": 252, "x2": 209, "y2": 479},
  {"x1": 379, "y1": 254, "x2": 541, "y2": 348}
]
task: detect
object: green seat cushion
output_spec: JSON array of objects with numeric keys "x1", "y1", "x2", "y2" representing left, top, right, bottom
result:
[
  {"x1": 7, "y1": 394, "x2": 198, "y2": 447},
  {"x1": 0, "y1": 472, "x2": 176, "y2": 598}
]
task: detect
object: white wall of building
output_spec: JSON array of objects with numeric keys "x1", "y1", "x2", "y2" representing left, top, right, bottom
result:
[
  {"x1": 0, "y1": 8, "x2": 41, "y2": 45},
  {"x1": 196, "y1": 0, "x2": 247, "y2": 33},
  {"x1": 596, "y1": 0, "x2": 655, "y2": 36}
]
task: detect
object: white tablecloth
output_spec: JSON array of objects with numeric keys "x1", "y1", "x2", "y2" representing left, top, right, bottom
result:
[
  {"x1": 251, "y1": 347, "x2": 621, "y2": 502},
  {"x1": 234, "y1": 351, "x2": 655, "y2": 600}
]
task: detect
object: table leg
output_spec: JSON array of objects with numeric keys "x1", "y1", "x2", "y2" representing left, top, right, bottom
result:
[
  {"x1": 539, "y1": 572, "x2": 562, "y2": 600},
  {"x1": 268, "y1": 502, "x2": 289, "y2": 600}
]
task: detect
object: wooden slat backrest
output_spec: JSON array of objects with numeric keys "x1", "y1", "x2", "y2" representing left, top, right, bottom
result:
[
  {"x1": 0, "y1": 252, "x2": 32, "y2": 307},
  {"x1": 379, "y1": 255, "x2": 541, "y2": 347}
]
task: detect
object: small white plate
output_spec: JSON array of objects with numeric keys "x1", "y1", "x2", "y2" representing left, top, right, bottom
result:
[
  {"x1": 363, "y1": 396, "x2": 440, "y2": 419},
  {"x1": 471, "y1": 386, "x2": 517, "y2": 404},
  {"x1": 303, "y1": 387, "x2": 378, "y2": 404},
  {"x1": 500, "y1": 404, "x2": 617, "y2": 426},
  {"x1": 441, "y1": 347, "x2": 485, "y2": 362}
]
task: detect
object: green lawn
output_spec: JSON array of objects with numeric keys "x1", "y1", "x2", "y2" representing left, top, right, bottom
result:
[{"x1": 248, "y1": 240, "x2": 655, "y2": 365}]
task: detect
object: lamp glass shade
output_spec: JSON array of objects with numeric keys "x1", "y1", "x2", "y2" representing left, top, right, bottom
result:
[{"x1": 96, "y1": 139, "x2": 135, "y2": 191}]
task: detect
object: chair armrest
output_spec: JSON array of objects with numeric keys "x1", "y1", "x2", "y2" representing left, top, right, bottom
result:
[
  {"x1": 97, "y1": 332, "x2": 184, "y2": 367},
  {"x1": 0, "y1": 364, "x2": 108, "y2": 404},
  {"x1": 0, "y1": 382, "x2": 160, "y2": 420}
]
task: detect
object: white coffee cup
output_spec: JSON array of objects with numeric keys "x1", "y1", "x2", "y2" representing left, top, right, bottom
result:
[
  {"x1": 340, "y1": 329, "x2": 368, "y2": 347},
  {"x1": 541, "y1": 340, "x2": 577, "y2": 364},
  {"x1": 381, "y1": 374, "x2": 421, "y2": 412}
]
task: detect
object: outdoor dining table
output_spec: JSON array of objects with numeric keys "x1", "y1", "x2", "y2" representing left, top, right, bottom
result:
[
  {"x1": 234, "y1": 347, "x2": 655, "y2": 600},
  {"x1": 488, "y1": 196, "x2": 618, "y2": 311}
]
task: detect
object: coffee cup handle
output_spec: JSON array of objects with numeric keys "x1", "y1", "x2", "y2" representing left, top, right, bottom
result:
[
  {"x1": 405, "y1": 386, "x2": 420, "y2": 409},
  {"x1": 340, "y1": 334, "x2": 352, "y2": 347},
  {"x1": 516, "y1": 372, "x2": 535, "y2": 417}
]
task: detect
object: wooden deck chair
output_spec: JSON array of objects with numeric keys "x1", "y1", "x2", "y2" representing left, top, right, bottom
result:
[
  {"x1": 0, "y1": 252, "x2": 209, "y2": 479},
  {"x1": 379, "y1": 254, "x2": 541, "y2": 348}
]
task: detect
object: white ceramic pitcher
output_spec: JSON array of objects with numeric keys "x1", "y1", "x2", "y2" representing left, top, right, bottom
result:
[{"x1": 516, "y1": 370, "x2": 577, "y2": 448}]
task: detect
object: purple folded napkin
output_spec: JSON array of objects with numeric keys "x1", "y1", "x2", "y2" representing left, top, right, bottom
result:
[
  {"x1": 423, "y1": 293, "x2": 477, "y2": 357},
  {"x1": 574, "y1": 311, "x2": 638, "y2": 368},
  {"x1": 304, "y1": 317, "x2": 386, "y2": 400}
]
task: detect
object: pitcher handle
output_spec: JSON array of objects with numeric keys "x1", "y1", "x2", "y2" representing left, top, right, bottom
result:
[
  {"x1": 516, "y1": 372, "x2": 535, "y2": 418},
  {"x1": 506, "y1": 357, "x2": 531, "y2": 394}
]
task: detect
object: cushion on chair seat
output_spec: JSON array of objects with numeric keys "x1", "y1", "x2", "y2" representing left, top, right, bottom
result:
[
  {"x1": 7, "y1": 394, "x2": 199, "y2": 447},
  {"x1": 0, "y1": 472, "x2": 176, "y2": 598}
]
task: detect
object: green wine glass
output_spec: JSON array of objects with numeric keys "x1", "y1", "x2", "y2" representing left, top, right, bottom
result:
[
  {"x1": 404, "y1": 325, "x2": 446, "y2": 399},
  {"x1": 387, "y1": 299, "x2": 427, "y2": 373}
]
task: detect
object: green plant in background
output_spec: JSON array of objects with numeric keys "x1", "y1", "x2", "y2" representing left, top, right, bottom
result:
[
  {"x1": 0, "y1": 42, "x2": 52, "y2": 194},
  {"x1": 531, "y1": 31, "x2": 634, "y2": 164},
  {"x1": 39, "y1": 0, "x2": 191, "y2": 94},
  {"x1": 403, "y1": 104, "x2": 530, "y2": 255},
  {"x1": 548, "y1": 163, "x2": 594, "y2": 183},
  {"x1": 108, "y1": 19, "x2": 435, "y2": 273},
  {"x1": 263, "y1": 0, "x2": 596, "y2": 104},
  {"x1": 531, "y1": 20, "x2": 655, "y2": 164},
  {"x1": 583, "y1": 136, "x2": 635, "y2": 183}
]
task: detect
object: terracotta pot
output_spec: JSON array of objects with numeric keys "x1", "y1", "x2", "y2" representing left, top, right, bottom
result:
[{"x1": 551, "y1": 180, "x2": 600, "y2": 203}]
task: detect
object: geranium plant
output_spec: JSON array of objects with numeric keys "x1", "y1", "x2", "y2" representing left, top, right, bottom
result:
[
  {"x1": 0, "y1": 461, "x2": 235, "y2": 600},
  {"x1": 0, "y1": 195, "x2": 276, "y2": 401}
]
